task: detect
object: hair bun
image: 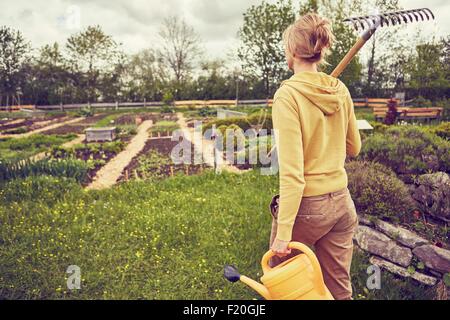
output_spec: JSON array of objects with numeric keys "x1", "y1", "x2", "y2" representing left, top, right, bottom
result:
[{"x1": 282, "y1": 13, "x2": 335, "y2": 64}]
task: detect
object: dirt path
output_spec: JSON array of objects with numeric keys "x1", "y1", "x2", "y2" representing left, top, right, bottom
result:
[
  {"x1": 0, "y1": 117, "x2": 85, "y2": 138},
  {"x1": 86, "y1": 120, "x2": 153, "y2": 190},
  {"x1": 176, "y1": 112, "x2": 242, "y2": 174}
]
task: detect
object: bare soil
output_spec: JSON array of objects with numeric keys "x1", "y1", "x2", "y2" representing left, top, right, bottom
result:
[{"x1": 118, "y1": 137, "x2": 207, "y2": 182}]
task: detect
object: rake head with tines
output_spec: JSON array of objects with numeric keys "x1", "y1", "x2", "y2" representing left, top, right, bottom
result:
[
  {"x1": 330, "y1": 7, "x2": 435, "y2": 78},
  {"x1": 344, "y1": 8, "x2": 435, "y2": 32}
]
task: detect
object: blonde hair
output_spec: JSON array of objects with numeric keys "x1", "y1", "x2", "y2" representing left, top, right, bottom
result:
[{"x1": 283, "y1": 13, "x2": 335, "y2": 65}]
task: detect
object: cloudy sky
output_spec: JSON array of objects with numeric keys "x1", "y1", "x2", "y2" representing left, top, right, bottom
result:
[{"x1": 1, "y1": 0, "x2": 449, "y2": 61}]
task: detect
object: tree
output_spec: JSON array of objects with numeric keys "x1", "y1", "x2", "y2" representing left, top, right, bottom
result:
[
  {"x1": 66, "y1": 25, "x2": 122, "y2": 102},
  {"x1": 0, "y1": 26, "x2": 30, "y2": 107},
  {"x1": 24, "y1": 43, "x2": 72, "y2": 105},
  {"x1": 122, "y1": 49, "x2": 167, "y2": 101},
  {"x1": 405, "y1": 38, "x2": 449, "y2": 99},
  {"x1": 348, "y1": 0, "x2": 402, "y2": 96},
  {"x1": 158, "y1": 16, "x2": 202, "y2": 99},
  {"x1": 238, "y1": 0, "x2": 295, "y2": 96},
  {"x1": 299, "y1": 0, "x2": 319, "y2": 15},
  {"x1": 319, "y1": 0, "x2": 363, "y2": 95}
]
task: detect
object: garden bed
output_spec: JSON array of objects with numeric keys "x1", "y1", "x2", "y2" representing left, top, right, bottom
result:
[
  {"x1": 41, "y1": 114, "x2": 109, "y2": 135},
  {"x1": 0, "y1": 134, "x2": 77, "y2": 162},
  {"x1": 118, "y1": 137, "x2": 207, "y2": 182},
  {"x1": 50, "y1": 140, "x2": 127, "y2": 185},
  {"x1": 0, "y1": 114, "x2": 68, "y2": 135}
]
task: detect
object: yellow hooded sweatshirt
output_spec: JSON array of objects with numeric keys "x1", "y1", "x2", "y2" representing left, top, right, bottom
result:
[{"x1": 272, "y1": 71, "x2": 361, "y2": 241}]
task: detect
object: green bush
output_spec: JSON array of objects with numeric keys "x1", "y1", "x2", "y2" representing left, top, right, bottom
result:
[
  {"x1": 77, "y1": 107, "x2": 94, "y2": 117},
  {"x1": 198, "y1": 107, "x2": 216, "y2": 117},
  {"x1": 346, "y1": 160, "x2": 416, "y2": 221},
  {"x1": 412, "y1": 96, "x2": 433, "y2": 108},
  {"x1": 360, "y1": 126, "x2": 450, "y2": 174},
  {"x1": 203, "y1": 112, "x2": 273, "y2": 133},
  {"x1": 429, "y1": 121, "x2": 450, "y2": 140}
]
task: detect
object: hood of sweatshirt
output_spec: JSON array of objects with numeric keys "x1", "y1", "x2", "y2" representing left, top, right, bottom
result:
[{"x1": 281, "y1": 71, "x2": 348, "y2": 115}]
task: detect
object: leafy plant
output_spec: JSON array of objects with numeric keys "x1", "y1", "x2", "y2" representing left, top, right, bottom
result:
[
  {"x1": 346, "y1": 160, "x2": 416, "y2": 220},
  {"x1": 0, "y1": 158, "x2": 89, "y2": 183},
  {"x1": 360, "y1": 126, "x2": 450, "y2": 174}
]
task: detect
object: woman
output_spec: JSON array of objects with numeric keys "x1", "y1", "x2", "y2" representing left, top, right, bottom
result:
[{"x1": 269, "y1": 13, "x2": 362, "y2": 300}]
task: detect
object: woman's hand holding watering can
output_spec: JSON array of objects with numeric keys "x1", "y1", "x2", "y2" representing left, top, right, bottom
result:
[{"x1": 271, "y1": 238, "x2": 291, "y2": 257}]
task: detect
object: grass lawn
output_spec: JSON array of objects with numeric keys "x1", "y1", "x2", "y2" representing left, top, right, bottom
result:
[
  {"x1": 0, "y1": 170, "x2": 434, "y2": 299},
  {"x1": 0, "y1": 134, "x2": 77, "y2": 162}
]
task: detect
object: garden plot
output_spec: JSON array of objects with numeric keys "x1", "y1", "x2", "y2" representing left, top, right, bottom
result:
[
  {"x1": 41, "y1": 114, "x2": 110, "y2": 135},
  {"x1": 119, "y1": 136, "x2": 207, "y2": 182},
  {"x1": 86, "y1": 120, "x2": 153, "y2": 190},
  {"x1": 0, "y1": 113, "x2": 67, "y2": 135},
  {"x1": 45, "y1": 115, "x2": 149, "y2": 185},
  {"x1": 0, "y1": 134, "x2": 78, "y2": 162}
]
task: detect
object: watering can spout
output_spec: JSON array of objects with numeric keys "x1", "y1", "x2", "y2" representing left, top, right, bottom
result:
[
  {"x1": 224, "y1": 265, "x2": 271, "y2": 300},
  {"x1": 240, "y1": 276, "x2": 271, "y2": 300}
]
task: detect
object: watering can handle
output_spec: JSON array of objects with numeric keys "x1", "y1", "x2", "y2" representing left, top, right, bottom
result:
[{"x1": 261, "y1": 242, "x2": 327, "y2": 296}]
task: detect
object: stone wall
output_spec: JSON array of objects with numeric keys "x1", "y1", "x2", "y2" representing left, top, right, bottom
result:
[{"x1": 354, "y1": 215, "x2": 450, "y2": 293}]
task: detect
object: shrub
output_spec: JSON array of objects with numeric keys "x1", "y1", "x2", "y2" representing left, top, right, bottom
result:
[
  {"x1": 360, "y1": 126, "x2": 450, "y2": 174},
  {"x1": 162, "y1": 91, "x2": 174, "y2": 106},
  {"x1": 203, "y1": 112, "x2": 273, "y2": 133},
  {"x1": 198, "y1": 107, "x2": 216, "y2": 117},
  {"x1": 150, "y1": 121, "x2": 179, "y2": 133},
  {"x1": 77, "y1": 107, "x2": 94, "y2": 117},
  {"x1": 412, "y1": 96, "x2": 433, "y2": 108},
  {"x1": 346, "y1": 160, "x2": 416, "y2": 221},
  {"x1": 429, "y1": 122, "x2": 450, "y2": 140}
]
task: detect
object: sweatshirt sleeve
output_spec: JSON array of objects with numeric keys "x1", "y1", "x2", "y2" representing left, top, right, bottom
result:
[
  {"x1": 272, "y1": 96, "x2": 306, "y2": 241},
  {"x1": 346, "y1": 95, "x2": 362, "y2": 157}
]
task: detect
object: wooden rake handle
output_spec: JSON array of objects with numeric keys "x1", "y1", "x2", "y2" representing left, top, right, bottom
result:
[{"x1": 330, "y1": 23, "x2": 380, "y2": 78}]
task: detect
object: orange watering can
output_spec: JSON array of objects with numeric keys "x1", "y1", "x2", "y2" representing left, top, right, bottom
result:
[{"x1": 224, "y1": 242, "x2": 334, "y2": 300}]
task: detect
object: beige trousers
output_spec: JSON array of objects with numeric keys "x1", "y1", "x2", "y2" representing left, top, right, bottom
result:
[{"x1": 269, "y1": 188, "x2": 358, "y2": 300}]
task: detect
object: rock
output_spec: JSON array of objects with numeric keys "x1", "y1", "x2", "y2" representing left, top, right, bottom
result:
[
  {"x1": 358, "y1": 214, "x2": 374, "y2": 226},
  {"x1": 369, "y1": 256, "x2": 437, "y2": 286},
  {"x1": 354, "y1": 226, "x2": 413, "y2": 267},
  {"x1": 412, "y1": 172, "x2": 450, "y2": 222},
  {"x1": 413, "y1": 245, "x2": 450, "y2": 274},
  {"x1": 374, "y1": 219, "x2": 429, "y2": 248}
]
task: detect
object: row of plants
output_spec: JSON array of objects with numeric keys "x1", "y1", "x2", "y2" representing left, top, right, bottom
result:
[
  {"x1": 51, "y1": 141, "x2": 125, "y2": 160},
  {"x1": 202, "y1": 111, "x2": 273, "y2": 133},
  {"x1": 0, "y1": 158, "x2": 89, "y2": 183},
  {"x1": 49, "y1": 141, "x2": 126, "y2": 183},
  {"x1": 149, "y1": 121, "x2": 179, "y2": 135}
]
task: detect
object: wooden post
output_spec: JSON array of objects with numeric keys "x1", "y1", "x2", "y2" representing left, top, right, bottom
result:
[
  {"x1": 115, "y1": 101, "x2": 119, "y2": 110},
  {"x1": 185, "y1": 165, "x2": 189, "y2": 175},
  {"x1": 170, "y1": 166, "x2": 174, "y2": 177},
  {"x1": 144, "y1": 98, "x2": 147, "y2": 108},
  {"x1": 125, "y1": 169, "x2": 129, "y2": 181}
]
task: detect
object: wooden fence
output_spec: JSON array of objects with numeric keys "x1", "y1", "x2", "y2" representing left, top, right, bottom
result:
[
  {"x1": 1, "y1": 97, "x2": 412, "y2": 112},
  {"x1": 22, "y1": 99, "x2": 275, "y2": 111}
]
